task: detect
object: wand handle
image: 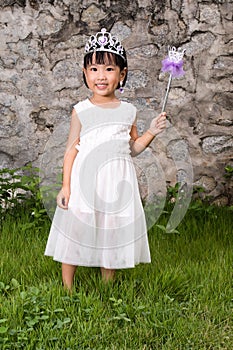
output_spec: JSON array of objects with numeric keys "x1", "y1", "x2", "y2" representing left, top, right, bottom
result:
[{"x1": 161, "y1": 73, "x2": 172, "y2": 113}]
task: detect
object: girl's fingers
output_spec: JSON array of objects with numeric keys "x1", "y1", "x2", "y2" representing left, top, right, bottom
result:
[
  {"x1": 160, "y1": 112, "x2": 166, "y2": 120},
  {"x1": 57, "y1": 193, "x2": 68, "y2": 209}
]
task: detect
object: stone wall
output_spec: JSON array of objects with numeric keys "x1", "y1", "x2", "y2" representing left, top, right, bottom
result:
[{"x1": 0, "y1": 0, "x2": 232, "y2": 205}]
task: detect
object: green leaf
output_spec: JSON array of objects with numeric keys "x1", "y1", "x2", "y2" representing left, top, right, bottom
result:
[
  {"x1": 40, "y1": 315, "x2": 49, "y2": 320},
  {"x1": 20, "y1": 291, "x2": 27, "y2": 300},
  {"x1": 11, "y1": 278, "x2": 20, "y2": 288},
  {"x1": 0, "y1": 326, "x2": 8, "y2": 334},
  {"x1": 63, "y1": 317, "x2": 71, "y2": 324},
  {"x1": 156, "y1": 224, "x2": 167, "y2": 232},
  {"x1": 54, "y1": 308, "x2": 65, "y2": 313},
  {"x1": 166, "y1": 228, "x2": 180, "y2": 234},
  {"x1": 0, "y1": 319, "x2": 8, "y2": 323}
]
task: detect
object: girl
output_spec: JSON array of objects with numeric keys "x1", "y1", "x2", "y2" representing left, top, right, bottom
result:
[{"x1": 45, "y1": 28, "x2": 166, "y2": 290}]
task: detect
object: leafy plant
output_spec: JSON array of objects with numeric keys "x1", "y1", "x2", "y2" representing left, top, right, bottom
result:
[
  {"x1": 0, "y1": 165, "x2": 39, "y2": 210},
  {"x1": 0, "y1": 283, "x2": 72, "y2": 348},
  {"x1": 0, "y1": 165, "x2": 51, "y2": 230},
  {"x1": 224, "y1": 164, "x2": 233, "y2": 179}
]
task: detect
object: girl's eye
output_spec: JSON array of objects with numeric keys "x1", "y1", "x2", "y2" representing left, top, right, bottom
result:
[
  {"x1": 106, "y1": 67, "x2": 114, "y2": 71},
  {"x1": 90, "y1": 67, "x2": 97, "y2": 71}
]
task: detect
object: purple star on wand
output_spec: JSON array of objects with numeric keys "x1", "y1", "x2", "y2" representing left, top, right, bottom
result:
[{"x1": 161, "y1": 46, "x2": 185, "y2": 112}]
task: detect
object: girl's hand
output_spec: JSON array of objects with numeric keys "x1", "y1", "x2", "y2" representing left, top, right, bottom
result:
[
  {"x1": 57, "y1": 187, "x2": 70, "y2": 210},
  {"x1": 148, "y1": 112, "x2": 167, "y2": 136}
]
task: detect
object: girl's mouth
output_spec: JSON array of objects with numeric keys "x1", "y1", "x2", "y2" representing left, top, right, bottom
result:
[{"x1": 96, "y1": 84, "x2": 108, "y2": 89}]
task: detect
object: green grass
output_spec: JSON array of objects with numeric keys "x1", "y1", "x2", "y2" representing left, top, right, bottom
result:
[{"x1": 0, "y1": 205, "x2": 232, "y2": 349}]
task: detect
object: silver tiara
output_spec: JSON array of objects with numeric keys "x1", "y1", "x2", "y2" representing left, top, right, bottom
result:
[{"x1": 84, "y1": 28, "x2": 125, "y2": 60}]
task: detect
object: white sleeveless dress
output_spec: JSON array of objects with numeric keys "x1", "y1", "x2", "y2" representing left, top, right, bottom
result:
[{"x1": 45, "y1": 99, "x2": 151, "y2": 269}]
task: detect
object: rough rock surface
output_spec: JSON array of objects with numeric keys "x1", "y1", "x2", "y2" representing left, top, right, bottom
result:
[{"x1": 0, "y1": 0, "x2": 232, "y2": 204}]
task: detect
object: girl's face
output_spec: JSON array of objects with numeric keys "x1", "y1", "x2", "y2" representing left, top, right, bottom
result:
[{"x1": 83, "y1": 54, "x2": 126, "y2": 101}]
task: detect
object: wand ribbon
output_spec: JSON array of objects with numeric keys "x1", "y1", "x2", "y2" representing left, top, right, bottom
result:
[{"x1": 161, "y1": 46, "x2": 185, "y2": 112}]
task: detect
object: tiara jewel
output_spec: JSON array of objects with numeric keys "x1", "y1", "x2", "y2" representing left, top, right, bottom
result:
[{"x1": 84, "y1": 28, "x2": 125, "y2": 60}]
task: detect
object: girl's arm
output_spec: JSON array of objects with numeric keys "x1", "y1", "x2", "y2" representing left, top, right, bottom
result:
[
  {"x1": 57, "y1": 108, "x2": 81, "y2": 209},
  {"x1": 130, "y1": 112, "x2": 166, "y2": 157}
]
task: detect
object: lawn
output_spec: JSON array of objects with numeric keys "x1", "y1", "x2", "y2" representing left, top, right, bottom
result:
[{"x1": 0, "y1": 200, "x2": 232, "y2": 349}]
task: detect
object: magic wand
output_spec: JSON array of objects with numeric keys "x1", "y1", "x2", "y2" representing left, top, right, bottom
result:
[{"x1": 161, "y1": 46, "x2": 186, "y2": 113}]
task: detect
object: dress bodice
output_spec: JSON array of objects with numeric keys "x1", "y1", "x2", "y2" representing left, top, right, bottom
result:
[{"x1": 73, "y1": 99, "x2": 136, "y2": 155}]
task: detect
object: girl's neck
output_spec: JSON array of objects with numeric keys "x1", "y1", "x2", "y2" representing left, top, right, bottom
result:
[
  {"x1": 89, "y1": 94, "x2": 119, "y2": 105},
  {"x1": 89, "y1": 98, "x2": 121, "y2": 109}
]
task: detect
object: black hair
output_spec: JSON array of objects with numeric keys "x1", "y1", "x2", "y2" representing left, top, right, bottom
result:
[{"x1": 83, "y1": 50, "x2": 128, "y2": 89}]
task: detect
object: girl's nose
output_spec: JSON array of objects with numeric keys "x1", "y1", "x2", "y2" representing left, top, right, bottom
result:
[{"x1": 97, "y1": 68, "x2": 106, "y2": 80}]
